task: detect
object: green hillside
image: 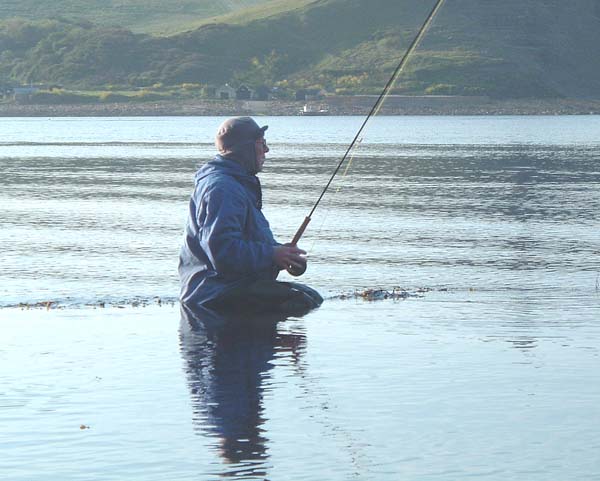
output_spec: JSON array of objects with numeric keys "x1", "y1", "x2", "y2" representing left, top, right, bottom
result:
[
  {"x1": 2, "y1": 0, "x2": 600, "y2": 99},
  {"x1": 178, "y1": 0, "x2": 317, "y2": 33},
  {"x1": 0, "y1": 0, "x2": 271, "y2": 34}
]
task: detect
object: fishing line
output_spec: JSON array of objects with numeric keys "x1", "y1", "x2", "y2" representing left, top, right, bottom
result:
[
  {"x1": 288, "y1": 0, "x2": 447, "y2": 275},
  {"x1": 307, "y1": 137, "x2": 364, "y2": 254}
]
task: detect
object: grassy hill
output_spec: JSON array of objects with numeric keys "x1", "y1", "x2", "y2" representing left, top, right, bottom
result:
[
  {"x1": 2, "y1": 0, "x2": 600, "y2": 98},
  {"x1": 0, "y1": 0, "x2": 271, "y2": 34},
  {"x1": 176, "y1": 0, "x2": 317, "y2": 33}
]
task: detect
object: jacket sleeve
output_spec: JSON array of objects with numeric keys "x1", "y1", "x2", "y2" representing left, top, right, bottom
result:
[{"x1": 196, "y1": 183, "x2": 275, "y2": 276}]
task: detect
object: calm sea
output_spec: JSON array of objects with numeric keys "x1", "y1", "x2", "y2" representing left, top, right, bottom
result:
[{"x1": 1, "y1": 116, "x2": 599, "y2": 480}]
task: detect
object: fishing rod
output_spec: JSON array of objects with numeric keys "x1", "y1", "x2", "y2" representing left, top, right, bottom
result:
[{"x1": 287, "y1": 0, "x2": 446, "y2": 276}]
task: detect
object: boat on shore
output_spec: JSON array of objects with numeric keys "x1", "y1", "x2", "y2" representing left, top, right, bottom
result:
[{"x1": 300, "y1": 104, "x2": 330, "y2": 116}]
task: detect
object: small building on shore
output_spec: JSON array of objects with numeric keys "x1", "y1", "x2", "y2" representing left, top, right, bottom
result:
[
  {"x1": 236, "y1": 85, "x2": 253, "y2": 100},
  {"x1": 215, "y1": 84, "x2": 236, "y2": 100},
  {"x1": 206, "y1": 83, "x2": 273, "y2": 101}
]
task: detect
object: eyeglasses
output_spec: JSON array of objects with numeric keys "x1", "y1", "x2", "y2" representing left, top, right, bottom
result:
[{"x1": 256, "y1": 138, "x2": 268, "y2": 149}]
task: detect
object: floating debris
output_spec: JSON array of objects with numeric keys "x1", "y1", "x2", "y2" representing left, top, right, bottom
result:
[
  {"x1": 331, "y1": 286, "x2": 453, "y2": 301},
  {"x1": 416, "y1": 287, "x2": 434, "y2": 293},
  {"x1": 13, "y1": 300, "x2": 65, "y2": 310},
  {"x1": 79, "y1": 425, "x2": 90, "y2": 430},
  {"x1": 360, "y1": 288, "x2": 408, "y2": 301},
  {"x1": 4, "y1": 296, "x2": 178, "y2": 310},
  {"x1": 336, "y1": 287, "x2": 422, "y2": 301},
  {"x1": 3, "y1": 288, "x2": 455, "y2": 309}
]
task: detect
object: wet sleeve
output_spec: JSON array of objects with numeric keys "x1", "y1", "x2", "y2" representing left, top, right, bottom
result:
[{"x1": 197, "y1": 184, "x2": 275, "y2": 276}]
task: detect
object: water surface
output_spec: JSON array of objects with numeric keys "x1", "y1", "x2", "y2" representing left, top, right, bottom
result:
[{"x1": 1, "y1": 116, "x2": 599, "y2": 480}]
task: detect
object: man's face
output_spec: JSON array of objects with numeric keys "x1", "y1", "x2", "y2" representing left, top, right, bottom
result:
[{"x1": 255, "y1": 137, "x2": 269, "y2": 172}]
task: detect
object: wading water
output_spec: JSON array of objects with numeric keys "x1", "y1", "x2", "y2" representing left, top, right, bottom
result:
[{"x1": 1, "y1": 116, "x2": 599, "y2": 480}]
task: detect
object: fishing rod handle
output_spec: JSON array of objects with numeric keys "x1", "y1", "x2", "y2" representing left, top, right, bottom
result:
[
  {"x1": 286, "y1": 216, "x2": 311, "y2": 277},
  {"x1": 291, "y1": 216, "x2": 312, "y2": 246}
]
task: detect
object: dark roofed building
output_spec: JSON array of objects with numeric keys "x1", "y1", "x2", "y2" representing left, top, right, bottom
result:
[{"x1": 236, "y1": 85, "x2": 253, "y2": 100}]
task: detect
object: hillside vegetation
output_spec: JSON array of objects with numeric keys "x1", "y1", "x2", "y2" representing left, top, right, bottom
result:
[
  {"x1": 1, "y1": 0, "x2": 600, "y2": 99},
  {"x1": 0, "y1": 0, "x2": 271, "y2": 34}
]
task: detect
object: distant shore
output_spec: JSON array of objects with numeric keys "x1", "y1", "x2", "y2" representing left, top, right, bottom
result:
[{"x1": 1, "y1": 97, "x2": 600, "y2": 117}]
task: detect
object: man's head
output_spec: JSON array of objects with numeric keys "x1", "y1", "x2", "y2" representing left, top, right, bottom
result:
[{"x1": 215, "y1": 117, "x2": 268, "y2": 174}]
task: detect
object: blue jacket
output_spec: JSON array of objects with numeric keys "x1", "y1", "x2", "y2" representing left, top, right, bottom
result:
[{"x1": 179, "y1": 155, "x2": 279, "y2": 306}]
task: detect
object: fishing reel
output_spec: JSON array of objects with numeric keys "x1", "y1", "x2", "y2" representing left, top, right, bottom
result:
[{"x1": 286, "y1": 258, "x2": 307, "y2": 277}]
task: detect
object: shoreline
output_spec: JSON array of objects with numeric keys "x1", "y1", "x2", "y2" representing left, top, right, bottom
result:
[{"x1": 1, "y1": 97, "x2": 600, "y2": 117}]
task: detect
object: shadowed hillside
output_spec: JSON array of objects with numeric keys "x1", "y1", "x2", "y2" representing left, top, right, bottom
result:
[{"x1": 1, "y1": 0, "x2": 600, "y2": 98}]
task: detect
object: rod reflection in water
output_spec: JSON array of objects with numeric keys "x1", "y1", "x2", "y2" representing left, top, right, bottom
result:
[{"x1": 179, "y1": 304, "x2": 306, "y2": 477}]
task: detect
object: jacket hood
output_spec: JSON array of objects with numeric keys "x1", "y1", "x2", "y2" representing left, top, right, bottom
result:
[
  {"x1": 220, "y1": 141, "x2": 258, "y2": 174},
  {"x1": 195, "y1": 155, "x2": 263, "y2": 209},
  {"x1": 194, "y1": 155, "x2": 255, "y2": 184}
]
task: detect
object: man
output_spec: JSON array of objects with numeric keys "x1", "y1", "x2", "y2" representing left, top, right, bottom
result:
[{"x1": 179, "y1": 117, "x2": 322, "y2": 313}]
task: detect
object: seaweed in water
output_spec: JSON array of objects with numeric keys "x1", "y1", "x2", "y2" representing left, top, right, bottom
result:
[
  {"x1": 13, "y1": 300, "x2": 60, "y2": 310},
  {"x1": 4, "y1": 287, "x2": 456, "y2": 309},
  {"x1": 7, "y1": 296, "x2": 177, "y2": 310},
  {"x1": 337, "y1": 287, "x2": 423, "y2": 301}
]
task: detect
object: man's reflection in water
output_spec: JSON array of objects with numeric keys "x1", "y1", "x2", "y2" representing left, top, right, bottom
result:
[{"x1": 179, "y1": 304, "x2": 306, "y2": 477}]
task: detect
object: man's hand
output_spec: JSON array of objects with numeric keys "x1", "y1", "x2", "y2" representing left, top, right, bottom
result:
[{"x1": 273, "y1": 244, "x2": 307, "y2": 271}]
